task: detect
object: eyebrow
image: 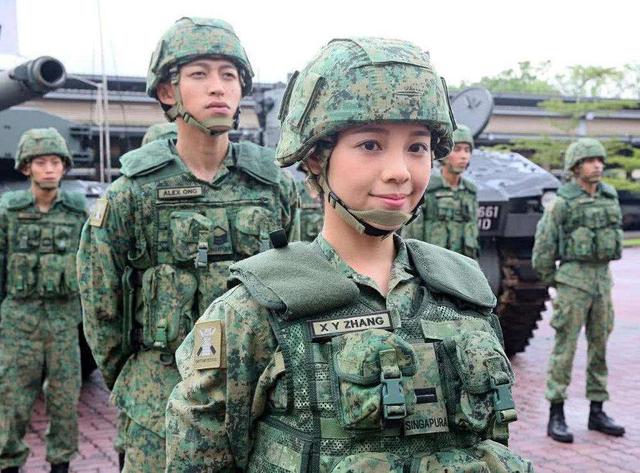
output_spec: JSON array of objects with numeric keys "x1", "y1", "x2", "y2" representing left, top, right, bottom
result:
[{"x1": 185, "y1": 60, "x2": 236, "y2": 70}]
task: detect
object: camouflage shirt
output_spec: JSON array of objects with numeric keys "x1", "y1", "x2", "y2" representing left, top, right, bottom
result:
[
  {"x1": 532, "y1": 181, "x2": 621, "y2": 295},
  {"x1": 77, "y1": 139, "x2": 299, "y2": 436}
]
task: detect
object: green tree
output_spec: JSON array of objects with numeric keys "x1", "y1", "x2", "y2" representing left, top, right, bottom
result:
[{"x1": 460, "y1": 61, "x2": 560, "y2": 95}]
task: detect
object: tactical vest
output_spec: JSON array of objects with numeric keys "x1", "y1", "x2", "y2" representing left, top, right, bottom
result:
[
  {"x1": 557, "y1": 182, "x2": 622, "y2": 263},
  {"x1": 229, "y1": 241, "x2": 528, "y2": 473},
  {"x1": 2, "y1": 189, "x2": 86, "y2": 300},
  {"x1": 120, "y1": 139, "x2": 286, "y2": 355},
  {"x1": 409, "y1": 175, "x2": 479, "y2": 259}
]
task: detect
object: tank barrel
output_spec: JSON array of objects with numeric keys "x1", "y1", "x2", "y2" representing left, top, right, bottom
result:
[{"x1": 0, "y1": 56, "x2": 66, "y2": 111}]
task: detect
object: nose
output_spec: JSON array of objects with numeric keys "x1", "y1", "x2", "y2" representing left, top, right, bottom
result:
[
  {"x1": 207, "y1": 74, "x2": 225, "y2": 96},
  {"x1": 381, "y1": 151, "x2": 411, "y2": 184}
]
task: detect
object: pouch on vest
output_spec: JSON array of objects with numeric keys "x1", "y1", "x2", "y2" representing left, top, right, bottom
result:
[
  {"x1": 566, "y1": 226, "x2": 594, "y2": 260},
  {"x1": 169, "y1": 211, "x2": 214, "y2": 268},
  {"x1": 331, "y1": 329, "x2": 417, "y2": 431},
  {"x1": 142, "y1": 264, "x2": 197, "y2": 353},
  {"x1": 233, "y1": 206, "x2": 273, "y2": 256},
  {"x1": 37, "y1": 254, "x2": 67, "y2": 297},
  {"x1": 595, "y1": 208, "x2": 622, "y2": 260},
  {"x1": 6, "y1": 253, "x2": 38, "y2": 298},
  {"x1": 442, "y1": 331, "x2": 516, "y2": 439},
  {"x1": 426, "y1": 221, "x2": 448, "y2": 249},
  {"x1": 195, "y1": 262, "x2": 232, "y2": 317},
  {"x1": 331, "y1": 452, "x2": 404, "y2": 473},
  {"x1": 411, "y1": 449, "x2": 490, "y2": 473},
  {"x1": 472, "y1": 439, "x2": 533, "y2": 473},
  {"x1": 435, "y1": 194, "x2": 457, "y2": 221},
  {"x1": 53, "y1": 224, "x2": 73, "y2": 252},
  {"x1": 463, "y1": 221, "x2": 479, "y2": 258},
  {"x1": 252, "y1": 349, "x2": 288, "y2": 418},
  {"x1": 16, "y1": 224, "x2": 41, "y2": 251}
]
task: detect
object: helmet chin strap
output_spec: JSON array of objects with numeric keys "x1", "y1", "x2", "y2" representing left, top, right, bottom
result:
[
  {"x1": 310, "y1": 146, "x2": 422, "y2": 239},
  {"x1": 33, "y1": 179, "x2": 59, "y2": 190},
  {"x1": 164, "y1": 71, "x2": 236, "y2": 136}
]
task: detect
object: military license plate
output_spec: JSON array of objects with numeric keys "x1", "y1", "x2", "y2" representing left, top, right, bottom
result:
[{"x1": 477, "y1": 204, "x2": 501, "y2": 231}]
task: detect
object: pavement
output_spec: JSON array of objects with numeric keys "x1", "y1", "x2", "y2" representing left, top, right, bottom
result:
[{"x1": 17, "y1": 247, "x2": 640, "y2": 472}]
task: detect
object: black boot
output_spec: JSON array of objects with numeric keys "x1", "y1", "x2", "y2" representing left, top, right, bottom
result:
[
  {"x1": 547, "y1": 401, "x2": 574, "y2": 443},
  {"x1": 1, "y1": 467, "x2": 20, "y2": 473},
  {"x1": 588, "y1": 401, "x2": 625, "y2": 436},
  {"x1": 50, "y1": 463, "x2": 69, "y2": 473},
  {"x1": 118, "y1": 452, "x2": 125, "y2": 471}
]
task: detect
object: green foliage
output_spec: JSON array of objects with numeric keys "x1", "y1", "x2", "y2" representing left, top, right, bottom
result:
[
  {"x1": 608, "y1": 156, "x2": 640, "y2": 173},
  {"x1": 602, "y1": 177, "x2": 640, "y2": 193},
  {"x1": 554, "y1": 65, "x2": 623, "y2": 97},
  {"x1": 492, "y1": 137, "x2": 566, "y2": 169},
  {"x1": 461, "y1": 61, "x2": 560, "y2": 95}
]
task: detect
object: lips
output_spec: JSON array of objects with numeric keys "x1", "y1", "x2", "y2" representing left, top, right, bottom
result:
[
  {"x1": 375, "y1": 193, "x2": 409, "y2": 209},
  {"x1": 206, "y1": 102, "x2": 230, "y2": 112}
]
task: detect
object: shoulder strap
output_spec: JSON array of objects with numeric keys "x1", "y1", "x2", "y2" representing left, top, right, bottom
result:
[
  {"x1": 405, "y1": 239, "x2": 496, "y2": 311},
  {"x1": 233, "y1": 141, "x2": 280, "y2": 186},
  {"x1": 2, "y1": 190, "x2": 32, "y2": 210},
  {"x1": 425, "y1": 174, "x2": 445, "y2": 192},
  {"x1": 119, "y1": 140, "x2": 176, "y2": 178},
  {"x1": 461, "y1": 176, "x2": 477, "y2": 193},
  {"x1": 59, "y1": 190, "x2": 87, "y2": 213},
  {"x1": 229, "y1": 241, "x2": 359, "y2": 320},
  {"x1": 556, "y1": 182, "x2": 583, "y2": 200},
  {"x1": 599, "y1": 182, "x2": 618, "y2": 199}
]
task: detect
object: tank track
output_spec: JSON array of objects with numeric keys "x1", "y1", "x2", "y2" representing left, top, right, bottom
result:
[{"x1": 496, "y1": 243, "x2": 550, "y2": 356}]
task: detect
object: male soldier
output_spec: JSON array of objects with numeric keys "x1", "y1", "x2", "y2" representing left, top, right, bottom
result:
[
  {"x1": 404, "y1": 123, "x2": 479, "y2": 258},
  {"x1": 0, "y1": 128, "x2": 86, "y2": 473},
  {"x1": 141, "y1": 122, "x2": 177, "y2": 147},
  {"x1": 77, "y1": 17, "x2": 299, "y2": 472},
  {"x1": 297, "y1": 163, "x2": 323, "y2": 242},
  {"x1": 533, "y1": 138, "x2": 625, "y2": 443}
]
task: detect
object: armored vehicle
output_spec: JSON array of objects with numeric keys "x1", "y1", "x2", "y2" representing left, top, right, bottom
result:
[
  {"x1": 256, "y1": 85, "x2": 559, "y2": 356},
  {"x1": 0, "y1": 56, "x2": 105, "y2": 377}
]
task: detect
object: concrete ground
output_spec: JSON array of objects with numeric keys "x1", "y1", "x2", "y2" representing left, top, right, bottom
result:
[{"x1": 18, "y1": 248, "x2": 640, "y2": 472}]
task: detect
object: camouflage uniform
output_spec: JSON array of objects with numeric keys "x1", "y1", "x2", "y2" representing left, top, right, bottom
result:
[
  {"x1": 166, "y1": 38, "x2": 531, "y2": 472},
  {"x1": 77, "y1": 18, "x2": 299, "y2": 473},
  {"x1": 533, "y1": 141, "x2": 622, "y2": 403},
  {"x1": 404, "y1": 125, "x2": 479, "y2": 258},
  {"x1": 0, "y1": 129, "x2": 86, "y2": 470},
  {"x1": 298, "y1": 183, "x2": 323, "y2": 242}
]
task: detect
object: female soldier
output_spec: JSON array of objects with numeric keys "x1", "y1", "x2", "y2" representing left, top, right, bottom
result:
[{"x1": 166, "y1": 37, "x2": 532, "y2": 473}]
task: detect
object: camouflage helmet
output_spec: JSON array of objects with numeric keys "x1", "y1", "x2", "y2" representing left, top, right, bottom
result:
[
  {"x1": 276, "y1": 37, "x2": 455, "y2": 167},
  {"x1": 564, "y1": 138, "x2": 606, "y2": 173},
  {"x1": 452, "y1": 123, "x2": 474, "y2": 150},
  {"x1": 146, "y1": 17, "x2": 253, "y2": 99},
  {"x1": 142, "y1": 122, "x2": 178, "y2": 146},
  {"x1": 15, "y1": 127, "x2": 72, "y2": 170}
]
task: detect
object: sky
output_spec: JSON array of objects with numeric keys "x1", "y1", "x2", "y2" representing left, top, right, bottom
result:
[{"x1": 7, "y1": 0, "x2": 639, "y2": 87}]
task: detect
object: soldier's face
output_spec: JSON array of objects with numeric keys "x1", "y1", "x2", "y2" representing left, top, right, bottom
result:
[
  {"x1": 159, "y1": 59, "x2": 242, "y2": 123},
  {"x1": 324, "y1": 122, "x2": 432, "y2": 227},
  {"x1": 444, "y1": 143, "x2": 471, "y2": 174},
  {"x1": 22, "y1": 155, "x2": 65, "y2": 189},
  {"x1": 575, "y1": 156, "x2": 604, "y2": 183}
]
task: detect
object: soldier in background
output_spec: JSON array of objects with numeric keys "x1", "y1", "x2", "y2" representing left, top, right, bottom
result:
[
  {"x1": 0, "y1": 128, "x2": 87, "y2": 473},
  {"x1": 297, "y1": 163, "x2": 323, "y2": 242},
  {"x1": 404, "y1": 124, "x2": 479, "y2": 258},
  {"x1": 141, "y1": 122, "x2": 178, "y2": 147},
  {"x1": 533, "y1": 138, "x2": 625, "y2": 443},
  {"x1": 77, "y1": 17, "x2": 298, "y2": 472},
  {"x1": 166, "y1": 37, "x2": 531, "y2": 472}
]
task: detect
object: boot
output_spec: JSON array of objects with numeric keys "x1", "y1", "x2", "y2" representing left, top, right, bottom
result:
[
  {"x1": 547, "y1": 401, "x2": 574, "y2": 443},
  {"x1": 118, "y1": 452, "x2": 125, "y2": 471},
  {"x1": 588, "y1": 401, "x2": 625, "y2": 436},
  {"x1": 1, "y1": 467, "x2": 20, "y2": 473},
  {"x1": 50, "y1": 463, "x2": 69, "y2": 473}
]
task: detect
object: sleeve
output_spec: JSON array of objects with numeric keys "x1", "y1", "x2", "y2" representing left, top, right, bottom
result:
[
  {"x1": 166, "y1": 287, "x2": 278, "y2": 472},
  {"x1": 278, "y1": 169, "x2": 301, "y2": 243},
  {"x1": 532, "y1": 199, "x2": 563, "y2": 285},
  {"x1": 76, "y1": 179, "x2": 136, "y2": 388}
]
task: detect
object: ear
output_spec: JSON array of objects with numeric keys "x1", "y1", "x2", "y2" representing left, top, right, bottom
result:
[
  {"x1": 156, "y1": 81, "x2": 176, "y2": 107},
  {"x1": 20, "y1": 163, "x2": 31, "y2": 177},
  {"x1": 305, "y1": 153, "x2": 323, "y2": 177}
]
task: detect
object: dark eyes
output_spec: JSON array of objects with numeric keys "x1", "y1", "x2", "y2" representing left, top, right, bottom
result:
[
  {"x1": 360, "y1": 140, "x2": 381, "y2": 151},
  {"x1": 357, "y1": 140, "x2": 430, "y2": 153},
  {"x1": 409, "y1": 143, "x2": 430, "y2": 153}
]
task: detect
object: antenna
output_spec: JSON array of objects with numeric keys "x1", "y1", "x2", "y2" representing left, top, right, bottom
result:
[{"x1": 451, "y1": 87, "x2": 494, "y2": 138}]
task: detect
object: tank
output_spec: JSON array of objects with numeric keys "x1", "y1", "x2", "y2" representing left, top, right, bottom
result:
[
  {"x1": 254, "y1": 84, "x2": 560, "y2": 356},
  {"x1": 0, "y1": 56, "x2": 105, "y2": 378}
]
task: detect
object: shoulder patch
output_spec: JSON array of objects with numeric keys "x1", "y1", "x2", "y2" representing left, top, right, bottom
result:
[
  {"x1": 119, "y1": 140, "x2": 176, "y2": 178},
  {"x1": 2, "y1": 190, "x2": 32, "y2": 210},
  {"x1": 557, "y1": 182, "x2": 582, "y2": 200},
  {"x1": 60, "y1": 190, "x2": 87, "y2": 213},
  {"x1": 89, "y1": 197, "x2": 109, "y2": 227},
  {"x1": 193, "y1": 320, "x2": 226, "y2": 370},
  {"x1": 426, "y1": 175, "x2": 444, "y2": 192},
  {"x1": 234, "y1": 141, "x2": 279, "y2": 185}
]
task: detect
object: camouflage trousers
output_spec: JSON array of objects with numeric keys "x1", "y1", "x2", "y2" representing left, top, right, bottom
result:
[
  {"x1": 121, "y1": 416, "x2": 165, "y2": 473},
  {"x1": 0, "y1": 299, "x2": 81, "y2": 468},
  {"x1": 545, "y1": 283, "x2": 614, "y2": 402}
]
